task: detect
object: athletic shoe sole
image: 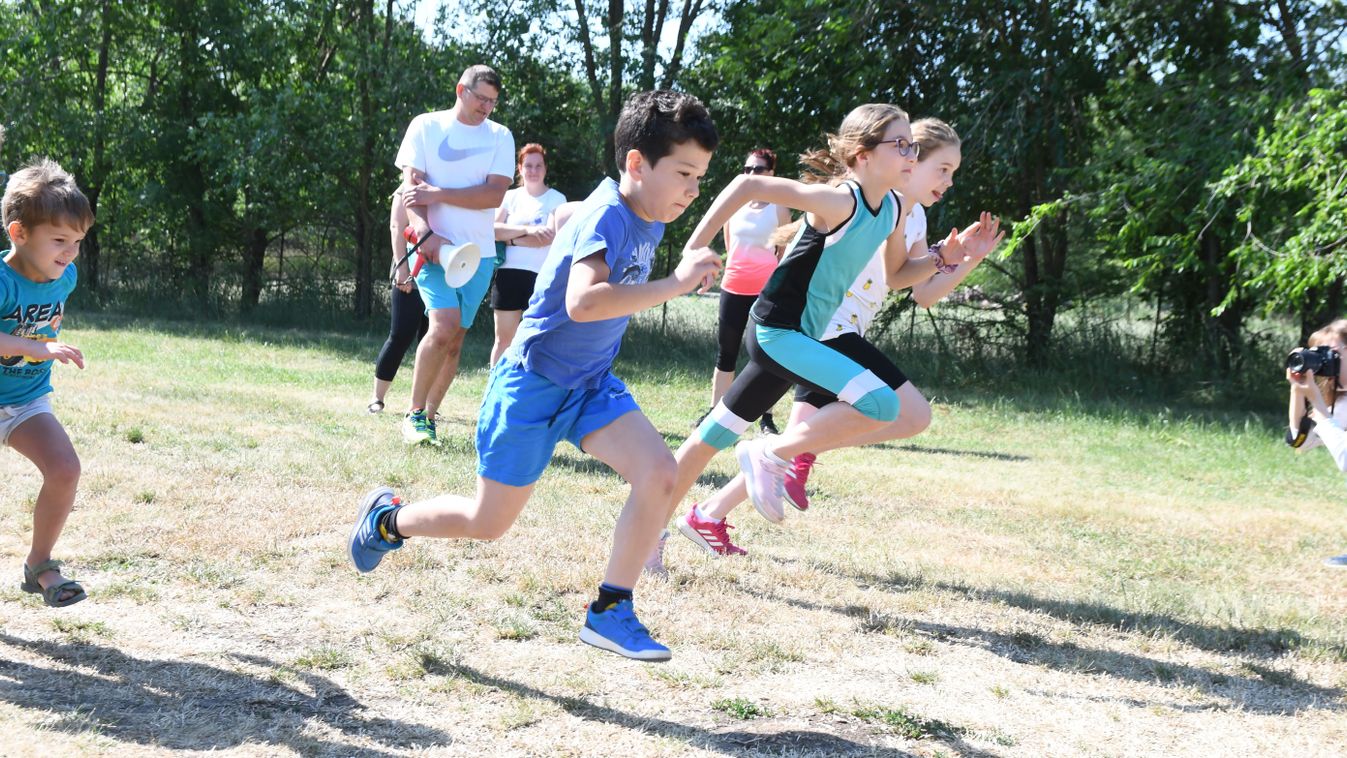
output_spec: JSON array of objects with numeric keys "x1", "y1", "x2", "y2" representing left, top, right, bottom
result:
[
  {"x1": 579, "y1": 626, "x2": 672, "y2": 662},
  {"x1": 736, "y1": 441, "x2": 784, "y2": 524},
  {"x1": 348, "y1": 486, "x2": 394, "y2": 573}
]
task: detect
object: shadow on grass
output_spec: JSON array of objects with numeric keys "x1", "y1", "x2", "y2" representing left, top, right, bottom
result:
[
  {"x1": 852, "y1": 567, "x2": 1347, "y2": 662},
  {"x1": 424, "y1": 659, "x2": 917, "y2": 757},
  {"x1": 751, "y1": 568, "x2": 1343, "y2": 715},
  {"x1": 871, "y1": 444, "x2": 1031, "y2": 462},
  {"x1": 0, "y1": 634, "x2": 450, "y2": 755}
]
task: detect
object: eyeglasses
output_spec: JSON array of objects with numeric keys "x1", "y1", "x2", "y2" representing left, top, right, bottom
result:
[
  {"x1": 742, "y1": 165, "x2": 771, "y2": 175},
  {"x1": 464, "y1": 88, "x2": 500, "y2": 108},
  {"x1": 876, "y1": 137, "x2": 920, "y2": 158}
]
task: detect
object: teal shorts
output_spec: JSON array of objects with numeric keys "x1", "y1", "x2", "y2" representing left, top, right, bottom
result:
[
  {"x1": 415, "y1": 255, "x2": 495, "y2": 329},
  {"x1": 476, "y1": 356, "x2": 640, "y2": 487}
]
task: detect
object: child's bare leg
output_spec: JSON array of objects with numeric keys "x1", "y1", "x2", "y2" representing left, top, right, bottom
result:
[
  {"x1": 702, "y1": 473, "x2": 748, "y2": 520},
  {"x1": 830, "y1": 383, "x2": 930, "y2": 447},
  {"x1": 711, "y1": 386, "x2": 929, "y2": 520},
  {"x1": 581, "y1": 411, "x2": 677, "y2": 589},
  {"x1": 766, "y1": 401, "x2": 885, "y2": 460},
  {"x1": 9, "y1": 414, "x2": 80, "y2": 595},
  {"x1": 669, "y1": 436, "x2": 723, "y2": 519},
  {"x1": 395, "y1": 477, "x2": 534, "y2": 541}
]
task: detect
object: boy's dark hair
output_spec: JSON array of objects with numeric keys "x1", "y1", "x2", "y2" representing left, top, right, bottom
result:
[
  {"x1": 613, "y1": 90, "x2": 718, "y2": 171},
  {"x1": 2, "y1": 157, "x2": 94, "y2": 234}
]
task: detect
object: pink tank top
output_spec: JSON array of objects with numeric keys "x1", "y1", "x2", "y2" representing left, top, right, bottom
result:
[{"x1": 721, "y1": 202, "x2": 782, "y2": 295}]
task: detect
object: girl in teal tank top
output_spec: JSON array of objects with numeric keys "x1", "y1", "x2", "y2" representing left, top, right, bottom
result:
[{"x1": 666, "y1": 103, "x2": 963, "y2": 522}]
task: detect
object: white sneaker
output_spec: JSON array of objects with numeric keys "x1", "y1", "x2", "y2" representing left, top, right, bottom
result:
[
  {"x1": 736, "y1": 439, "x2": 788, "y2": 524},
  {"x1": 643, "y1": 529, "x2": 670, "y2": 577}
]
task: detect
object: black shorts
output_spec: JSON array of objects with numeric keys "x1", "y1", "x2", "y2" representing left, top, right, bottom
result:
[
  {"x1": 490, "y1": 268, "x2": 539, "y2": 311},
  {"x1": 793, "y1": 331, "x2": 909, "y2": 407}
]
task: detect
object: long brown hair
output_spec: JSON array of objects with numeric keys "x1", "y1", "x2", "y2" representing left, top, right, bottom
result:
[{"x1": 799, "y1": 104, "x2": 910, "y2": 186}]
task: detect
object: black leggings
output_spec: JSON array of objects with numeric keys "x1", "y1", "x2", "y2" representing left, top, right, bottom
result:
[
  {"x1": 374, "y1": 283, "x2": 430, "y2": 382},
  {"x1": 715, "y1": 291, "x2": 758, "y2": 372}
]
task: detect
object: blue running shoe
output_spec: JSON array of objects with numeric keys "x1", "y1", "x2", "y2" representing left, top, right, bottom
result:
[
  {"x1": 348, "y1": 486, "x2": 403, "y2": 573},
  {"x1": 579, "y1": 599, "x2": 671, "y2": 661},
  {"x1": 1325, "y1": 553, "x2": 1347, "y2": 568}
]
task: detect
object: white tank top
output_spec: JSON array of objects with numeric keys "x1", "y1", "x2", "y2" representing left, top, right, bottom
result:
[{"x1": 726, "y1": 202, "x2": 781, "y2": 248}]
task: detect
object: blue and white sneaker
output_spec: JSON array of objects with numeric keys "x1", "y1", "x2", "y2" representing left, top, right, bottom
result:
[
  {"x1": 579, "y1": 599, "x2": 672, "y2": 661},
  {"x1": 348, "y1": 486, "x2": 403, "y2": 573},
  {"x1": 1325, "y1": 553, "x2": 1347, "y2": 568}
]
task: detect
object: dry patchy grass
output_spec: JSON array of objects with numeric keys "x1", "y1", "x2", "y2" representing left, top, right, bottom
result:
[{"x1": 1, "y1": 306, "x2": 1344, "y2": 757}]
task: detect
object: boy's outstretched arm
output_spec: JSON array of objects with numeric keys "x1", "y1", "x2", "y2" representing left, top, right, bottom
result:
[{"x1": 566, "y1": 247, "x2": 721, "y2": 323}]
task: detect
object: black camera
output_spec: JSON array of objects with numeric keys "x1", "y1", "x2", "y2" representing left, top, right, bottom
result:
[{"x1": 1286, "y1": 345, "x2": 1341, "y2": 377}]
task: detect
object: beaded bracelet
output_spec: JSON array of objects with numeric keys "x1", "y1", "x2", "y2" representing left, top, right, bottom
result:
[{"x1": 927, "y1": 241, "x2": 958, "y2": 275}]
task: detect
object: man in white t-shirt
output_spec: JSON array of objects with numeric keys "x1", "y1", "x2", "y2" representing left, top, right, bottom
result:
[{"x1": 395, "y1": 64, "x2": 516, "y2": 446}]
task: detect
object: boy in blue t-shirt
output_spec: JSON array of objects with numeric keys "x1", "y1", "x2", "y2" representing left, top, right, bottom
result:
[
  {"x1": 349, "y1": 90, "x2": 721, "y2": 660},
  {"x1": 1, "y1": 158, "x2": 93, "y2": 608}
]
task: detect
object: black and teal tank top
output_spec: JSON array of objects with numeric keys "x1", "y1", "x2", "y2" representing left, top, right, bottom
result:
[{"x1": 751, "y1": 181, "x2": 900, "y2": 339}]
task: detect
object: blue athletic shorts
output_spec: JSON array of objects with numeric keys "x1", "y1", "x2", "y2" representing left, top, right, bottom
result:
[
  {"x1": 476, "y1": 356, "x2": 640, "y2": 486},
  {"x1": 416, "y1": 254, "x2": 496, "y2": 329}
]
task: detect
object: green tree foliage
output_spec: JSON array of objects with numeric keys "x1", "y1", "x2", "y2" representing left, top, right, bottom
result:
[
  {"x1": 1215, "y1": 88, "x2": 1347, "y2": 337},
  {"x1": 2, "y1": 0, "x2": 1346, "y2": 376}
]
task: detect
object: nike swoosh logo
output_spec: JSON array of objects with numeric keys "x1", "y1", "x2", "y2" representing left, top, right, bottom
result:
[{"x1": 438, "y1": 140, "x2": 496, "y2": 162}]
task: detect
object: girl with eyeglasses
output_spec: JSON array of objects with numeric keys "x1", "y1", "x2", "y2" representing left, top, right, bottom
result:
[
  {"x1": 666, "y1": 118, "x2": 1003, "y2": 557},
  {"x1": 695, "y1": 148, "x2": 792, "y2": 434},
  {"x1": 660, "y1": 103, "x2": 965, "y2": 535}
]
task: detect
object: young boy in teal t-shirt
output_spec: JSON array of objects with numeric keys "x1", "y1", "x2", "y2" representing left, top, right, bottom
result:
[{"x1": 1, "y1": 158, "x2": 93, "y2": 607}]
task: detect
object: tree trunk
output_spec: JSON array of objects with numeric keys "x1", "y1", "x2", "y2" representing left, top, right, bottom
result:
[
  {"x1": 353, "y1": 0, "x2": 377, "y2": 318},
  {"x1": 241, "y1": 227, "x2": 268, "y2": 312},
  {"x1": 82, "y1": 0, "x2": 113, "y2": 293}
]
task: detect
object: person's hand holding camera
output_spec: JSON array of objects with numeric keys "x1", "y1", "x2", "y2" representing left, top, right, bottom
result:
[{"x1": 1287, "y1": 367, "x2": 1332, "y2": 420}]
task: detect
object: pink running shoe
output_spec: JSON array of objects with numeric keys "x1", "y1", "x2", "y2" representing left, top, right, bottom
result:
[
  {"x1": 677, "y1": 506, "x2": 748, "y2": 556},
  {"x1": 736, "y1": 439, "x2": 788, "y2": 524},
  {"x1": 784, "y1": 453, "x2": 817, "y2": 511}
]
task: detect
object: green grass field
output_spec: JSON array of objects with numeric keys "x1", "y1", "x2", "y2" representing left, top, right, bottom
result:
[{"x1": 1, "y1": 300, "x2": 1344, "y2": 757}]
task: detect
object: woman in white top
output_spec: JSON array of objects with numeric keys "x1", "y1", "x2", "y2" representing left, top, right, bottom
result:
[
  {"x1": 701, "y1": 148, "x2": 791, "y2": 432},
  {"x1": 490, "y1": 143, "x2": 567, "y2": 365},
  {"x1": 1286, "y1": 318, "x2": 1347, "y2": 567}
]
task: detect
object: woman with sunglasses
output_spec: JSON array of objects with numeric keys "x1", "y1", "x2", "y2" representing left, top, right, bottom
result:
[{"x1": 695, "y1": 149, "x2": 792, "y2": 432}]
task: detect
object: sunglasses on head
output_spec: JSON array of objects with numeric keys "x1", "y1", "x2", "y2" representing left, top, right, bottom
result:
[{"x1": 742, "y1": 165, "x2": 771, "y2": 175}]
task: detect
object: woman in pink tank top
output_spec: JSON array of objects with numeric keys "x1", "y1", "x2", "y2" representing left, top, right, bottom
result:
[{"x1": 694, "y1": 149, "x2": 792, "y2": 432}]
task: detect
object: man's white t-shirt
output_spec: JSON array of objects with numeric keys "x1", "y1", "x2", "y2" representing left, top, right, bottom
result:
[
  {"x1": 395, "y1": 110, "x2": 515, "y2": 257},
  {"x1": 499, "y1": 187, "x2": 567, "y2": 272},
  {"x1": 823, "y1": 203, "x2": 927, "y2": 338}
]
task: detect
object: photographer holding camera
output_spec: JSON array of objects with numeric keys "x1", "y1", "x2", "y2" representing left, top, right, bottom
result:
[{"x1": 1286, "y1": 319, "x2": 1347, "y2": 567}]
